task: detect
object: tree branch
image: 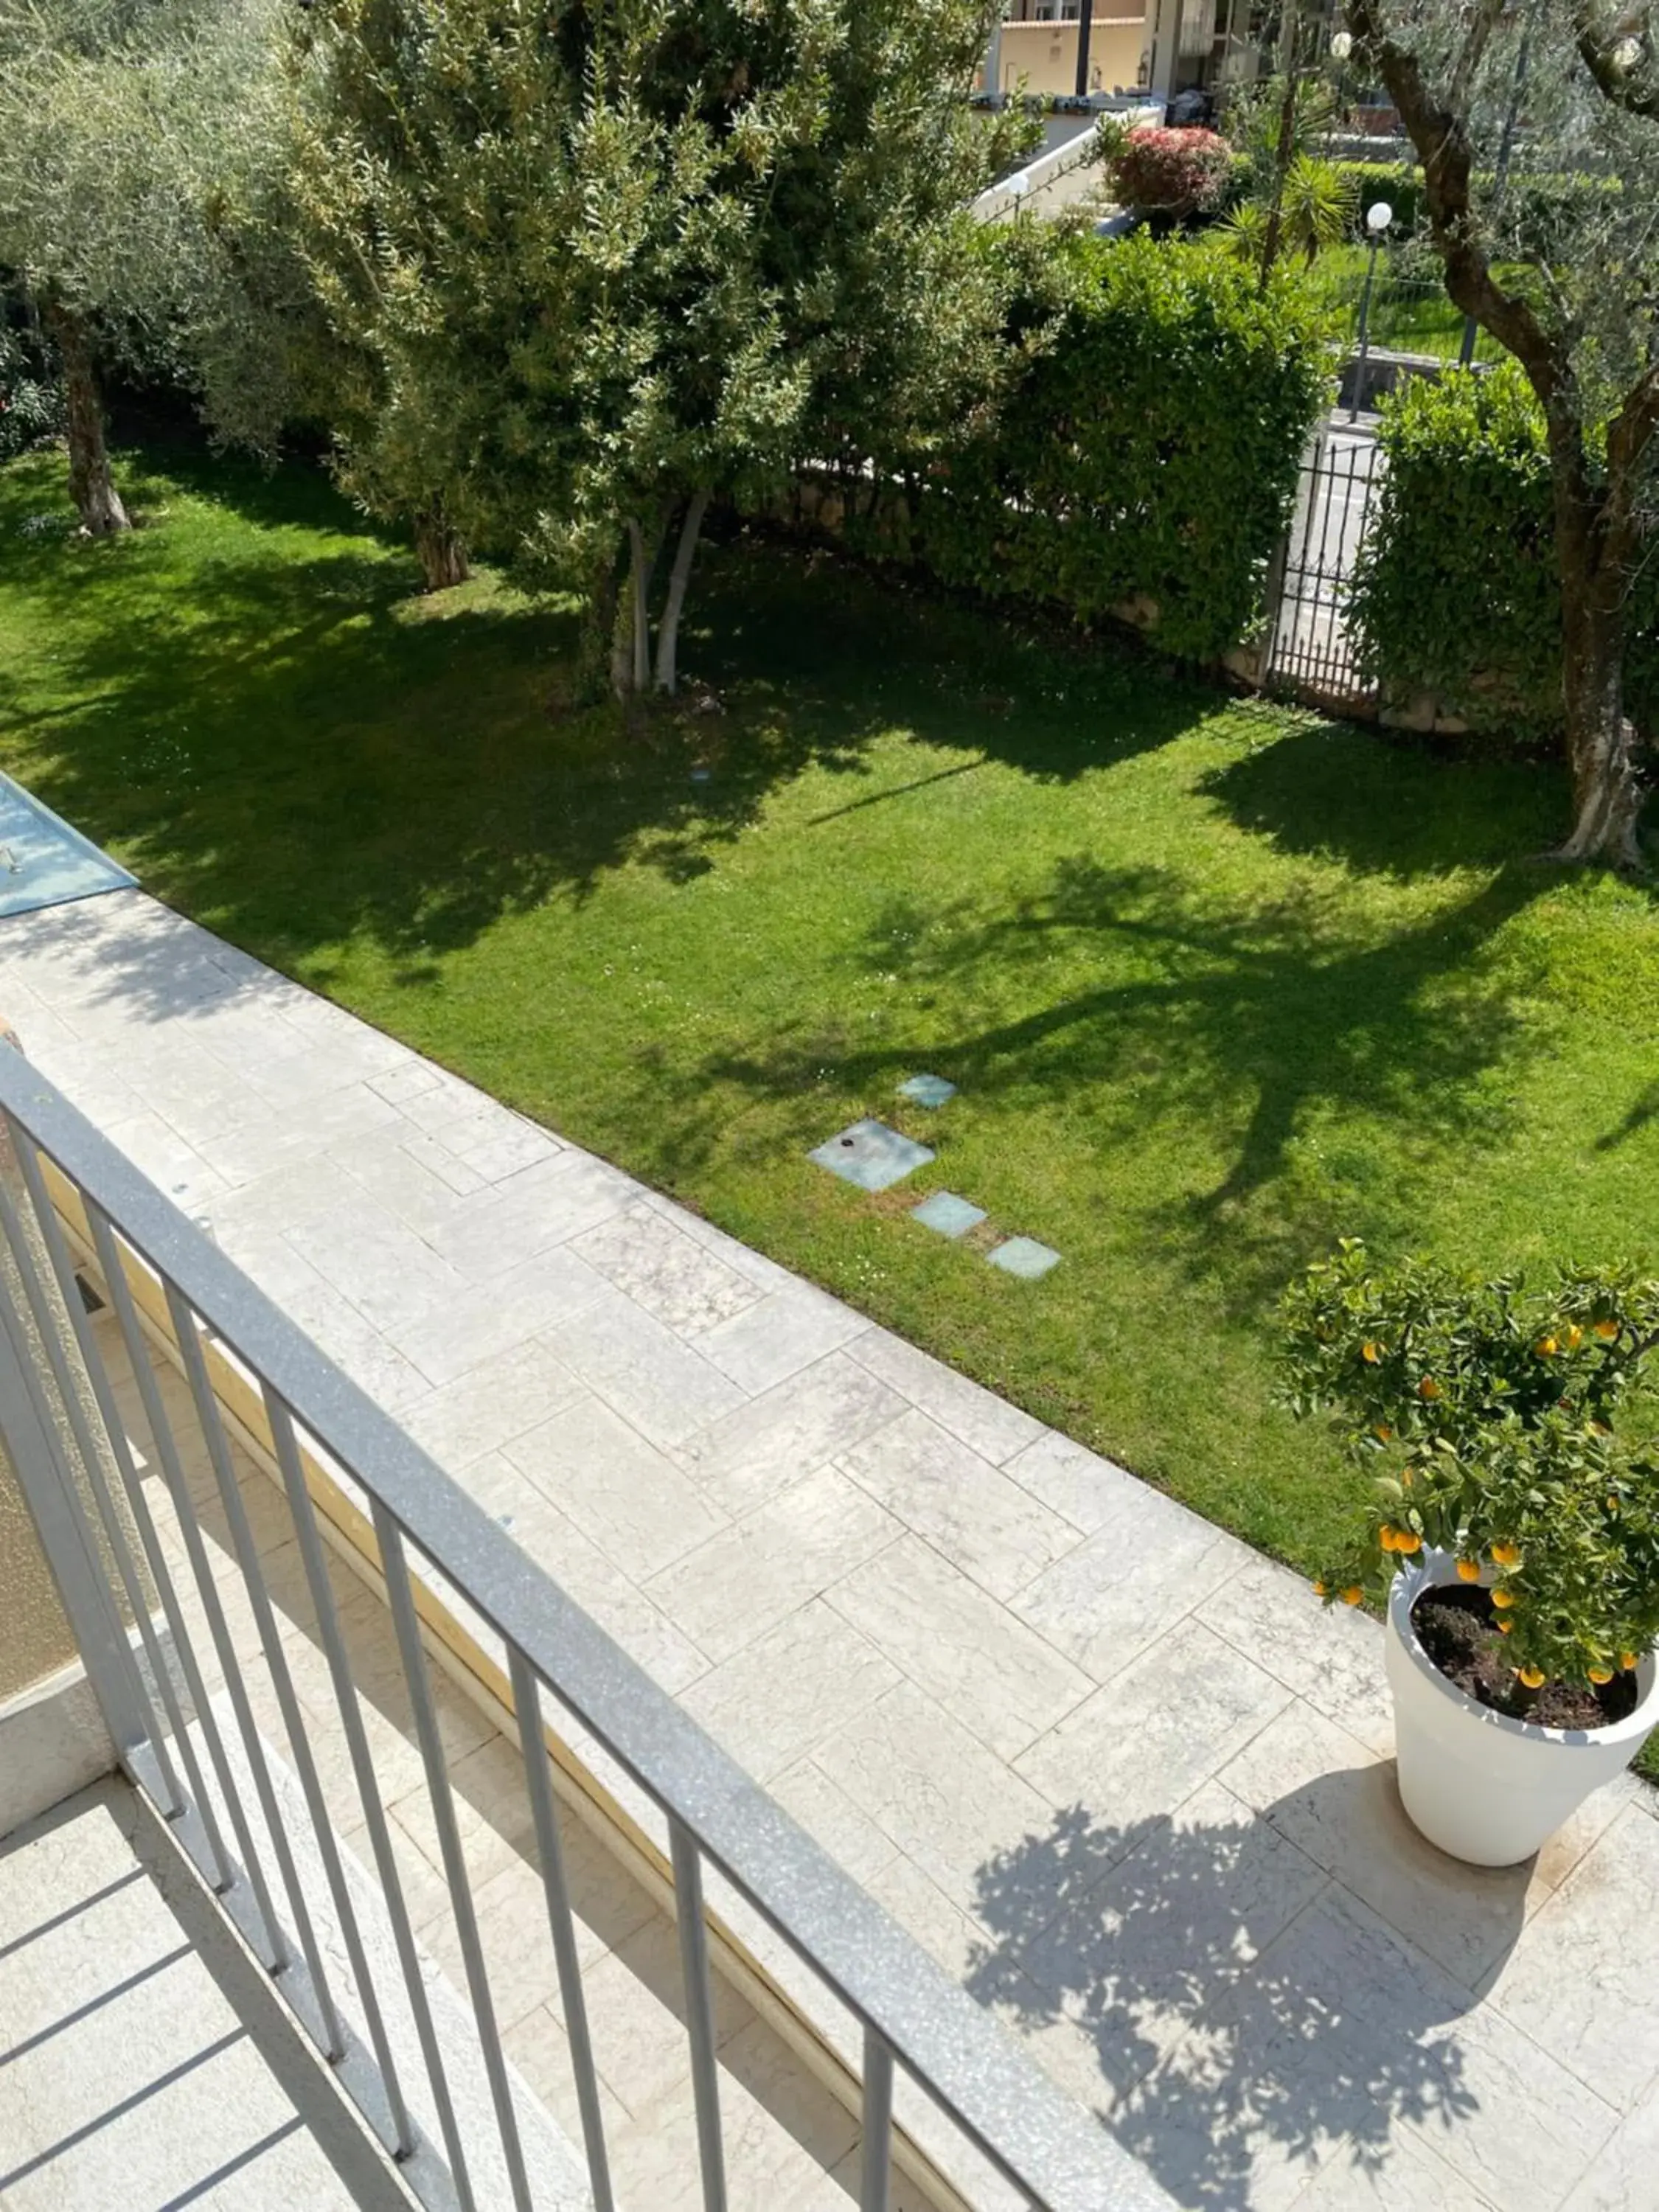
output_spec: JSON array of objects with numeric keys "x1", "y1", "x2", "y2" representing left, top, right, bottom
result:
[
  {"x1": 1346, "y1": 0, "x2": 1565, "y2": 403},
  {"x1": 1447, "y1": 0, "x2": 1509, "y2": 119},
  {"x1": 1574, "y1": 3, "x2": 1659, "y2": 122}
]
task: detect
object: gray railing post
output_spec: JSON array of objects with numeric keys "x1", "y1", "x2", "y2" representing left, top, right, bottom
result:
[{"x1": 0, "y1": 1074, "x2": 156, "y2": 1767}]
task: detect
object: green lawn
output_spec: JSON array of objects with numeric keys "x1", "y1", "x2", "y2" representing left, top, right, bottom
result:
[{"x1": 2, "y1": 438, "x2": 1657, "y2": 1587}]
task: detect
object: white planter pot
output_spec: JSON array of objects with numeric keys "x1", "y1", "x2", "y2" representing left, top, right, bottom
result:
[{"x1": 1385, "y1": 1548, "x2": 1659, "y2": 1867}]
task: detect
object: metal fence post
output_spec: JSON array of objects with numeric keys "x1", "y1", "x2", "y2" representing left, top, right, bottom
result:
[{"x1": 0, "y1": 1253, "x2": 154, "y2": 1763}]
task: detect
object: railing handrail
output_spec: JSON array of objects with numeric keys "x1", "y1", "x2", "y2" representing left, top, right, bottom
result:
[{"x1": 0, "y1": 1046, "x2": 1174, "y2": 2212}]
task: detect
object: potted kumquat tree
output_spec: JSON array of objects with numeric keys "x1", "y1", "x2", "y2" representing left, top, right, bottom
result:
[{"x1": 1282, "y1": 1241, "x2": 1659, "y2": 1865}]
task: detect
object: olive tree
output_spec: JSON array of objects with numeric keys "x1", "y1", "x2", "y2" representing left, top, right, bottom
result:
[
  {"x1": 291, "y1": 0, "x2": 1017, "y2": 690},
  {"x1": 1344, "y1": 0, "x2": 1659, "y2": 866},
  {"x1": 0, "y1": 0, "x2": 286, "y2": 532}
]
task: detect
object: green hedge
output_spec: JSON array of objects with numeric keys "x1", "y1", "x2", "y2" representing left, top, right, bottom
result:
[
  {"x1": 898, "y1": 234, "x2": 1330, "y2": 663},
  {"x1": 1349, "y1": 363, "x2": 1659, "y2": 742},
  {"x1": 1335, "y1": 160, "x2": 1618, "y2": 246}
]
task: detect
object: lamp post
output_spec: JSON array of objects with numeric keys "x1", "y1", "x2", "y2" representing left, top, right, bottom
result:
[
  {"x1": 1349, "y1": 198, "x2": 1394, "y2": 422},
  {"x1": 1329, "y1": 26, "x2": 1352, "y2": 149},
  {"x1": 1075, "y1": 0, "x2": 1093, "y2": 97}
]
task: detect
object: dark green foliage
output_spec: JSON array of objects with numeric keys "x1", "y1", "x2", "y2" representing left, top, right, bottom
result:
[
  {"x1": 1338, "y1": 161, "x2": 1425, "y2": 237},
  {"x1": 908, "y1": 234, "x2": 1331, "y2": 663},
  {"x1": 1332, "y1": 161, "x2": 1616, "y2": 248},
  {"x1": 0, "y1": 313, "x2": 62, "y2": 458},
  {"x1": 1349, "y1": 364, "x2": 1659, "y2": 742}
]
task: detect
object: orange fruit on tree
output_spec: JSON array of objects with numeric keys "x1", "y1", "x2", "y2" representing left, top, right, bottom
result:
[
  {"x1": 1456, "y1": 1557, "x2": 1481, "y2": 1582},
  {"x1": 1491, "y1": 1587, "x2": 1516, "y2": 1609},
  {"x1": 1340, "y1": 1586, "x2": 1364, "y2": 1607},
  {"x1": 1588, "y1": 1666, "x2": 1614, "y2": 1685},
  {"x1": 1496, "y1": 1618, "x2": 1512, "y2": 1634},
  {"x1": 1534, "y1": 1335, "x2": 1559, "y2": 1357},
  {"x1": 1362, "y1": 1340, "x2": 1382, "y2": 1365},
  {"x1": 1394, "y1": 1531, "x2": 1422, "y2": 1555},
  {"x1": 1490, "y1": 1540, "x2": 1521, "y2": 1568},
  {"x1": 1565, "y1": 1324, "x2": 1583, "y2": 1350},
  {"x1": 1418, "y1": 1377, "x2": 1441, "y2": 1399},
  {"x1": 1621, "y1": 1651, "x2": 1640, "y2": 1671},
  {"x1": 1517, "y1": 1664, "x2": 1546, "y2": 1689},
  {"x1": 1594, "y1": 1318, "x2": 1621, "y2": 1342}
]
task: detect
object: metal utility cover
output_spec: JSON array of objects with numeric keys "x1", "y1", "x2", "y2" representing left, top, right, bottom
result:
[
  {"x1": 897, "y1": 1074, "x2": 957, "y2": 1108},
  {"x1": 809, "y1": 1119, "x2": 935, "y2": 1192},
  {"x1": 911, "y1": 1192, "x2": 987, "y2": 1239},
  {"x1": 988, "y1": 1237, "x2": 1061, "y2": 1280}
]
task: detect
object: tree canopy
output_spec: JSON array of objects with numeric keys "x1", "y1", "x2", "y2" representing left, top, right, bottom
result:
[
  {"x1": 290, "y1": 0, "x2": 1018, "y2": 686},
  {"x1": 0, "y1": 0, "x2": 287, "y2": 527}
]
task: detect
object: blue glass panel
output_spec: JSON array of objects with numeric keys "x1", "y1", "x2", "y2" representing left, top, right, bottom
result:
[{"x1": 0, "y1": 774, "x2": 134, "y2": 918}]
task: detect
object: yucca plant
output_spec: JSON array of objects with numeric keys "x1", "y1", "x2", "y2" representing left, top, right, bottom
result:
[{"x1": 1217, "y1": 153, "x2": 1356, "y2": 266}]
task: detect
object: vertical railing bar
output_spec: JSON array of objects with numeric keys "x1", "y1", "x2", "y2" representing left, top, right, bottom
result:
[
  {"x1": 0, "y1": 1198, "x2": 158, "y2": 1770},
  {"x1": 263, "y1": 1389, "x2": 451, "y2": 2177},
  {"x1": 372, "y1": 1500, "x2": 533, "y2": 2212},
  {"x1": 163, "y1": 1279, "x2": 347, "y2": 2059},
  {"x1": 84, "y1": 1199, "x2": 289, "y2": 1972},
  {"x1": 0, "y1": 1157, "x2": 185, "y2": 1813},
  {"x1": 507, "y1": 1646, "x2": 616, "y2": 2212},
  {"x1": 860, "y1": 2026, "x2": 894, "y2": 2212},
  {"x1": 669, "y1": 1816, "x2": 728, "y2": 2212},
  {"x1": 14, "y1": 1140, "x2": 232, "y2": 1882},
  {"x1": 187, "y1": 1340, "x2": 425, "y2": 2135}
]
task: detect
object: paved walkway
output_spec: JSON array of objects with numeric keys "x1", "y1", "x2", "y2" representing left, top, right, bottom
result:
[{"x1": 4, "y1": 886, "x2": 1658, "y2": 2212}]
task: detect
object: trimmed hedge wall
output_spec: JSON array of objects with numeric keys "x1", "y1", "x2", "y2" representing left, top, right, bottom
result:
[
  {"x1": 1349, "y1": 363, "x2": 1659, "y2": 742},
  {"x1": 891, "y1": 234, "x2": 1331, "y2": 663},
  {"x1": 1334, "y1": 160, "x2": 1618, "y2": 246}
]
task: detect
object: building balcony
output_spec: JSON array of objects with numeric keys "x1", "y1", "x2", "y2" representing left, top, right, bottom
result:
[{"x1": 0, "y1": 1029, "x2": 1162, "y2": 2211}]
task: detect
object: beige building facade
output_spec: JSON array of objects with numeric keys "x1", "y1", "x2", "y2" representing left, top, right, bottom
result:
[{"x1": 982, "y1": 0, "x2": 1265, "y2": 102}]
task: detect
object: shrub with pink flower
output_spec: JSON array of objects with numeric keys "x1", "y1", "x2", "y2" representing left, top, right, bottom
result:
[{"x1": 1107, "y1": 126, "x2": 1233, "y2": 215}]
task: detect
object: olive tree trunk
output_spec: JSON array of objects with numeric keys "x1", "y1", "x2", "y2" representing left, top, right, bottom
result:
[
  {"x1": 44, "y1": 301, "x2": 128, "y2": 536},
  {"x1": 1347, "y1": 0, "x2": 1653, "y2": 867},
  {"x1": 413, "y1": 509, "x2": 469, "y2": 591},
  {"x1": 653, "y1": 489, "x2": 710, "y2": 694},
  {"x1": 1556, "y1": 564, "x2": 1646, "y2": 869}
]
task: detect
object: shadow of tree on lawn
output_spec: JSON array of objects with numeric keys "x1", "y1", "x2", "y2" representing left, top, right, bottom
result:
[
  {"x1": 964, "y1": 1781, "x2": 1529, "y2": 2211},
  {"x1": 686, "y1": 851, "x2": 1548, "y2": 1301}
]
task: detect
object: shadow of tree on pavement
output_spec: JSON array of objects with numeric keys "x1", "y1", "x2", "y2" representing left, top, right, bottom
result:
[{"x1": 963, "y1": 1778, "x2": 1529, "y2": 2211}]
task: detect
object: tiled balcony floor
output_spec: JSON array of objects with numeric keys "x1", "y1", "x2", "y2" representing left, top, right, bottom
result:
[
  {"x1": 4, "y1": 888, "x2": 1659, "y2": 2211},
  {"x1": 0, "y1": 1777, "x2": 406, "y2": 2212}
]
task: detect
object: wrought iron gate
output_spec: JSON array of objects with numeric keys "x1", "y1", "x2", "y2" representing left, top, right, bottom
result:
[{"x1": 1263, "y1": 430, "x2": 1384, "y2": 709}]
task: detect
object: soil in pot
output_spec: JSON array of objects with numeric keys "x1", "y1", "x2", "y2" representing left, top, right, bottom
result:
[{"x1": 1411, "y1": 1584, "x2": 1638, "y2": 1729}]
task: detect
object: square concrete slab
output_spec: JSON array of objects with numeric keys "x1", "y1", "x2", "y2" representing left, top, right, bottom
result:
[
  {"x1": 897, "y1": 1074, "x2": 957, "y2": 1108},
  {"x1": 988, "y1": 1236, "x2": 1060, "y2": 1279},
  {"x1": 808, "y1": 1119, "x2": 934, "y2": 1193},
  {"x1": 911, "y1": 1192, "x2": 987, "y2": 1240}
]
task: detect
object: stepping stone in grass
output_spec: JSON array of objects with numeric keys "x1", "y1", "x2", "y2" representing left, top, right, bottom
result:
[
  {"x1": 809, "y1": 1119, "x2": 935, "y2": 1192},
  {"x1": 911, "y1": 1192, "x2": 987, "y2": 1239},
  {"x1": 897, "y1": 1073, "x2": 957, "y2": 1108},
  {"x1": 988, "y1": 1237, "x2": 1060, "y2": 1280}
]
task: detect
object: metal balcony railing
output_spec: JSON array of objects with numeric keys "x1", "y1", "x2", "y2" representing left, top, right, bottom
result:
[{"x1": 0, "y1": 1044, "x2": 1174, "y2": 2212}]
